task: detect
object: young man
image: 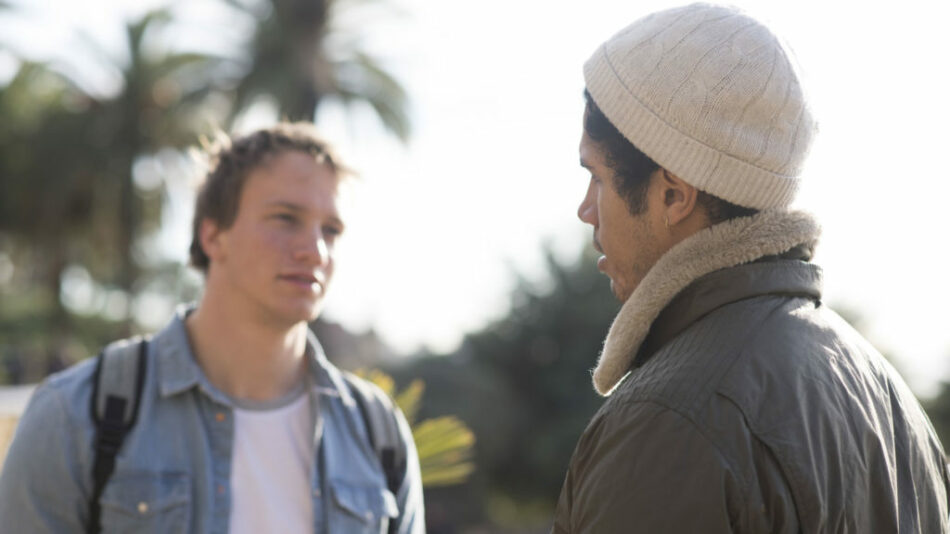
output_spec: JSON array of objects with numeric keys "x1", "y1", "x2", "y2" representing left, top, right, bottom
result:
[
  {"x1": 0, "y1": 123, "x2": 425, "y2": 532},
  {"x1": 554, "y1": 4, "x2": 949, "y2": 532}
]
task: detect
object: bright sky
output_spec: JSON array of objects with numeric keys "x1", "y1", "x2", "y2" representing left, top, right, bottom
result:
[{"x1": 4, "y1": 0, "x2": 949, "y2": 395}]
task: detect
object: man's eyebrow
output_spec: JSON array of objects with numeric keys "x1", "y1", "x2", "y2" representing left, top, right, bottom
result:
[
  {"x1": 266, "y1": 200, "x2": 345, "y2": 227},
  {"x1": 266, "y1": 200, "x2": 305, "y2": 211}
]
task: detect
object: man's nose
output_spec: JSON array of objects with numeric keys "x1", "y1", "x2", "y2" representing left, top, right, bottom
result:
[
  {"x1": 294, "y1": 228, "x2": 329, "y2": 265},
  {"x1": 577, "y1": 180, "x2": 597, "y2": 225}
]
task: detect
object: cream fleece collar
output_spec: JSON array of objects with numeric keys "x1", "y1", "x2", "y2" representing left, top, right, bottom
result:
[{"x1": 593, "y1": 210, "x2": 822, "y2": 396}]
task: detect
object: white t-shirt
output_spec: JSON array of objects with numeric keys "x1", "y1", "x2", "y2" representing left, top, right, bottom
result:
[{"x1": 228, "y1": 388, "x2": 315, "y2": 534}]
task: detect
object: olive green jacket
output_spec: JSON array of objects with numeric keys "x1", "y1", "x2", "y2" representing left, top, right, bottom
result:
[{"x1": 553, "y1": 211, "x2": 950, "y2": 533}]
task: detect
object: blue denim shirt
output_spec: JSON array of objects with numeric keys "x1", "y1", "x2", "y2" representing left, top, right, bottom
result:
[{"x1": 0, "y1": 309, "x2": 425, "y2": 533}]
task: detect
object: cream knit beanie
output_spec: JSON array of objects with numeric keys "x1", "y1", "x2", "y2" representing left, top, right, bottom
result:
[{"x1": 584, "y1": 3, "x2": 816, "y2": 209}]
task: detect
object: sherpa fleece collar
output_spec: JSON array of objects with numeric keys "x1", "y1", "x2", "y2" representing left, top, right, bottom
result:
[{"x1": 592, "y1": 210, "x2": 822, "y2": 396}]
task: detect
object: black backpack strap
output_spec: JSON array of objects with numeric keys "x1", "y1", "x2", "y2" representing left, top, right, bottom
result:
[
  {"x1": 86, "y1": 338, "x2": 148, "y2": 534},
  {"x1": 344, "y1": 373, "x2": 408, "y2": 520}
]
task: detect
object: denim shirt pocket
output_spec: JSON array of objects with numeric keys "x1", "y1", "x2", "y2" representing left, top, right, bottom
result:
[
  {"x1": 328, "y1": 479, "x2": 399, "y2": 533},
  {"x1": 99, "y1": 471, "x2": 191, "y2": 533}
]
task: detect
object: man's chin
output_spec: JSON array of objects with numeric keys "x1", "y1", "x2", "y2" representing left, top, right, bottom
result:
[
  {"x1": 270, "y1": 299, "x2": 324, "y2": 327},
  {"x1": 609, "y1": 280, "x2": 622, "y2": 301},
  {"x1": 295, "y1": 299, "x2": 325, "y2": 324},
  {"x1": 306, "y1": 304, "x2": 325, "y2": 323},
  {"x1": 609, "y1": 280, "x2": 632, "y2": 303}
]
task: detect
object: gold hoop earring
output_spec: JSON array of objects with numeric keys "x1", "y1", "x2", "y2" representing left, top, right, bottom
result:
[{"x1": 664, "y1": 216, "x2": 671, "y2": 229}]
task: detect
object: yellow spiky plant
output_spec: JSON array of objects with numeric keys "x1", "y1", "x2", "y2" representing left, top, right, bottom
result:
[{"x1": 355, "y1": 369, "x2": 475, "y2": 487}]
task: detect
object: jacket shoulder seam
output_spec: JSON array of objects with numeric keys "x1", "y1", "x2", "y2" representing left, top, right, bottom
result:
[{"x1": 608, "y1": 397, "x2": 752, "y2": 499}]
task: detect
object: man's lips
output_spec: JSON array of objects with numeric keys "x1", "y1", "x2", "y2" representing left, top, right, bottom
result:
[
  {"x1": 279, "y1": 273, "x2": 324, "y2": 291},
  {"x1": 593, "y1": 233, "x2": 606, "y2": 272}
]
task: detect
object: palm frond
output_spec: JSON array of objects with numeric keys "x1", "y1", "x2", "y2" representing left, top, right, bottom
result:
[
  {"x1": 149, "y1": 52, "x2": 222, "y2": 80},
  {"x1": 333, "y1": 51, "x2": 410, "y2": 141},
  {"x1": 356, "y1": 369, "x2": 475, "y2": 488},
  {"x1": 355, "y1": 368, "x2": 396, "y2": 397},
  {"x1": 394, "y1": 379, "x2": 424, "y2": 424},
  {"x1": 414, "y1": 416, "x2": 476, "y2": 487},
  {"x1": 126, "y1": 9, "x2": 172, "y2": 54},
  {"x1": 226, "y1": 0, "x2": 411, "y2": 142}
]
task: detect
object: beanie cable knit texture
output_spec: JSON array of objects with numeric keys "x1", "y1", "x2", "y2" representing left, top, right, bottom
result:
[{"x1": 584, "y1": 3, "x2": 817, "y2": 209}]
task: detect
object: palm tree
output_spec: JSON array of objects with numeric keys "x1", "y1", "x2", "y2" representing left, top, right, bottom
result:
[
  {"x1": 0, "y1": 62, "x2": 109, "y2": 357},
  {"x1": 223, "y1": 0, "x2": 410, "y2": 140},
  {"x1": 0, "y1": 8, "x2": 224, "y2": 342},
  {"x1": 88, "y1": 9, "x2": 223, "y2": 316}
]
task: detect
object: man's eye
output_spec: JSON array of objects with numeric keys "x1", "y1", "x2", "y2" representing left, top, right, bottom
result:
[
  {"x1": 274, "y1": 213, "x2": 296, "y2": 223},
  {"x1": 323, "y1": 225, "x2": 343, "y2": 238}
]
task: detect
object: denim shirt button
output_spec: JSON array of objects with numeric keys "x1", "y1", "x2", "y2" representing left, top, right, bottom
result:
[
  {"x1": 137, "y1": 502, "x2": 148, "y2": 514},
  {"x1": 215, "y1": 412, "x2": 226, "y2": 422},
  {"x1": 313, "y1": 489, "x2": 321, "y2": 498},
  {"x1": 217, "y1": 485, "x2": 225, "y2": 495}
]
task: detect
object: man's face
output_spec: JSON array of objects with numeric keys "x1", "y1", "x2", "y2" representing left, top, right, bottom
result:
[
  {"x1": 578, "y1": 129, "x2": 665, "y2": 302},
  {"x1": 204, "y1": 150, "x2": 346, "y2": 326}
]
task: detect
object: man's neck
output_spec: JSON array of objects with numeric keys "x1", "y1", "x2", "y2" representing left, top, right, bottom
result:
[{"x1": 184, "y1": 298, "x2": 309, "y2": 403}]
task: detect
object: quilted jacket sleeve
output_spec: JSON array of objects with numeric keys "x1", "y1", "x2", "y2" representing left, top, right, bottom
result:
[{"x1": 553, "y1": 399, "x2": 797, "y2": 533}]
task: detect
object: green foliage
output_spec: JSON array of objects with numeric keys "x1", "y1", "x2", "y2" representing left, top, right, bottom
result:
[
  {"x1": 464, "y1": 248, "x2": 616, "y2": 517},
  {"x1": 413, "y1": 417, "x2": 475, "y2": 487},
  {"x1": 387, "y1": 247, "x2": 618, "y2": 530},
  {"x1": 393, "y1": 379, "x2": 424, "y2": 425},
  {"x1": 1, "y1": 7, "x2": 223, "y2": 309},
  {"x1": 356, "y1": 369, "x2": 476, "y2": 488}
]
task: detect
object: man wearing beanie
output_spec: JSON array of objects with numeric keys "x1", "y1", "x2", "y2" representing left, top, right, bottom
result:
[{"x1": 553, "y1": 4, "x2": 949, "y2": 532}]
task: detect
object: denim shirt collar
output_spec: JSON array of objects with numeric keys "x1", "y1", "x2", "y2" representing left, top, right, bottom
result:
[{"x1": 150, "y1": 305, "x2": 354, "y2": 407}]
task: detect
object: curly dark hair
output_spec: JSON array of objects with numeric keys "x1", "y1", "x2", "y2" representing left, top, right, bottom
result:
[
  {"x1": 189, "y1": 122, "x2": 351, "y2": 272},
  {"x1": 583, "y1": 90, "x2": 756, "y2": 223}
]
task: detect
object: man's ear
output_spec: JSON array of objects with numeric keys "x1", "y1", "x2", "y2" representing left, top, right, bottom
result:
[
  {"x1": 659, "y1": 169, "x2": 700, "y2": 227},
  {"x1": 199, "y1": 218, "x2": 227, "y2": 264}
]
